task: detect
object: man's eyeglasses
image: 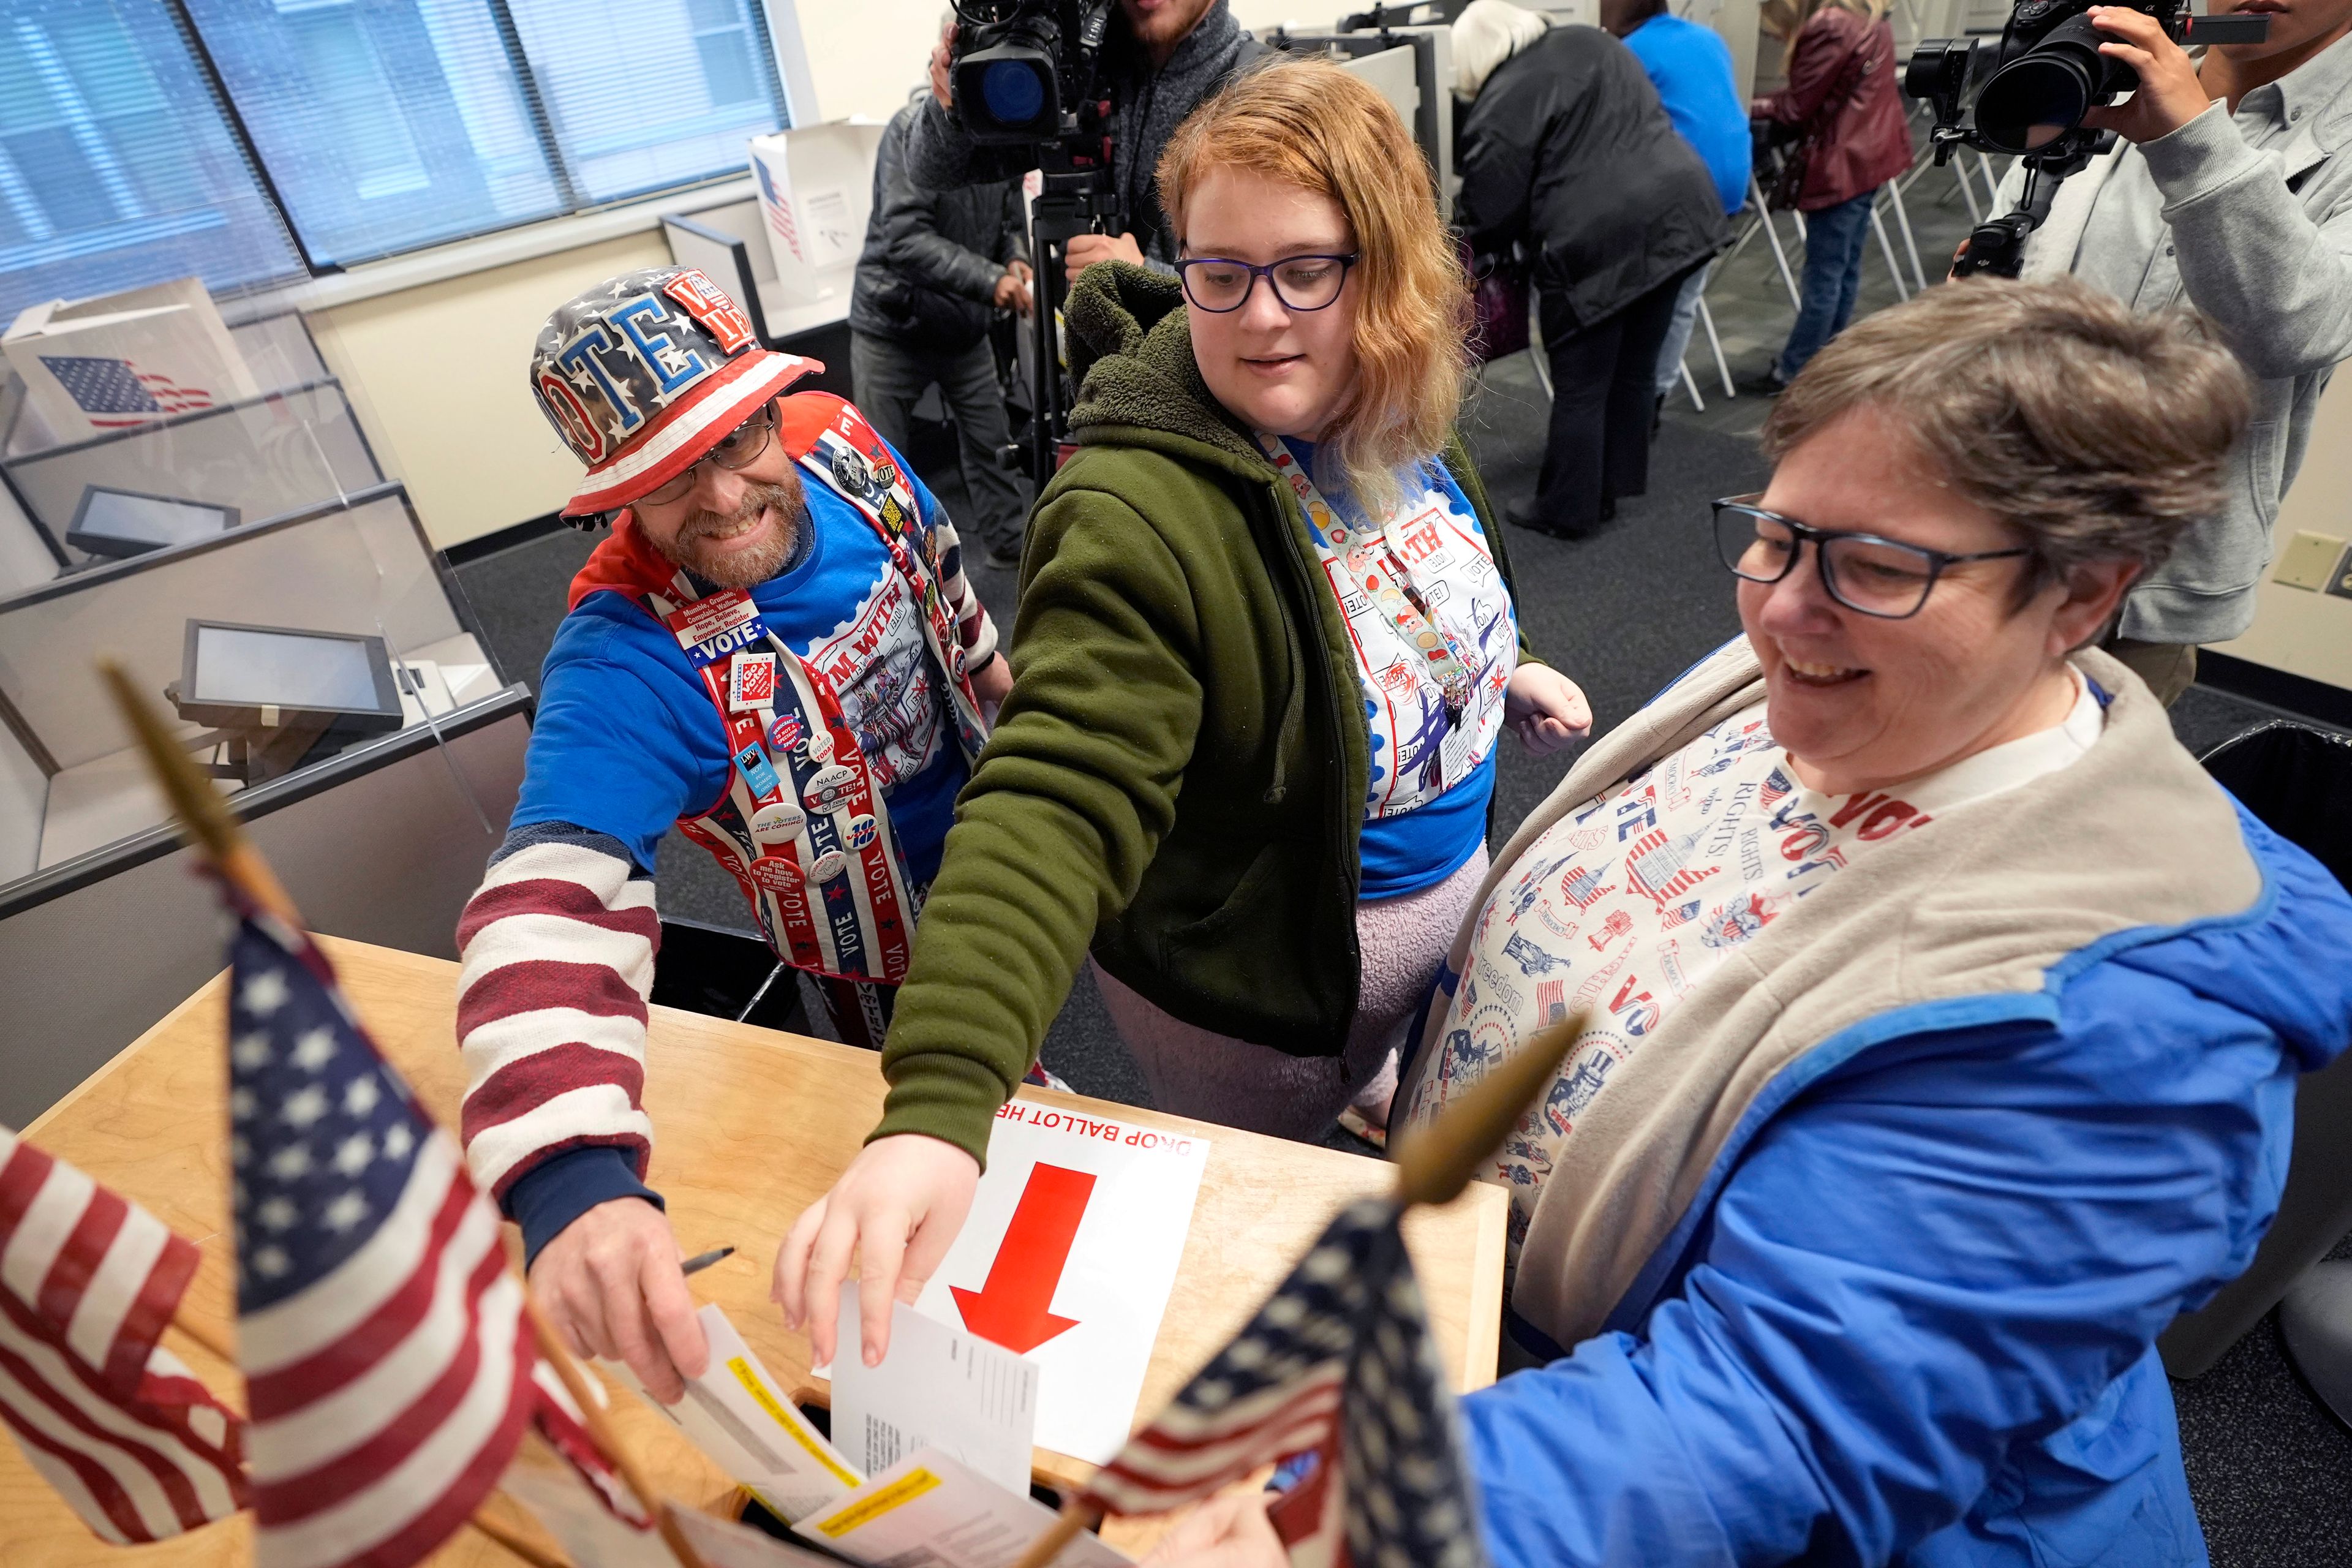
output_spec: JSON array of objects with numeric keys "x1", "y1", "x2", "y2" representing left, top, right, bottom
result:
[
  {"x1": 1711, "y1": 496, "x2": 2033, "y2": 620},
  {"x1": 638, "y1": 404, "x2": 778, "y2": 508},
  {"x1": 1175, "y1": 254, "x2": 1360, "y2": 314}
]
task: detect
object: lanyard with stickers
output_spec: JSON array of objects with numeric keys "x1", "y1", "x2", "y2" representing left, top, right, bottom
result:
[
  {"x1": 654, "y1": 576, "x2": 916, "y2": 984},
  {"x1": 1257, "y1": 433, "x2": 1478, "y2": 718}
]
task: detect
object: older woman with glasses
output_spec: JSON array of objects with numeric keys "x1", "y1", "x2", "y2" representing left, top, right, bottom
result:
[
  {"x1": 777, "y1": 56, "x2": 1593, "y2": 1367},
  {"x1": 1152, "y1": 278, "x2": 2352, "y2": 1567}
]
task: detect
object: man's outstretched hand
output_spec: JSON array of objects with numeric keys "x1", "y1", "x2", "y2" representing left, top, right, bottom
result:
[
  {"x1": 773, "y1": 1133, "x2": 980, "y2": 1368},
  {"x1": 529, "y1": 1196, "x2": 710, "y2": 1403}
]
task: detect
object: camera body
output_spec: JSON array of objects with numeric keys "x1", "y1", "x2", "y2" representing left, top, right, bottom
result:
[
  {"x1": 949, "y1": 0, "x2": 1116, "y2": 149},
  {"x1": 1907, "y1": 0, "x2": 2268, "y2": 158}
]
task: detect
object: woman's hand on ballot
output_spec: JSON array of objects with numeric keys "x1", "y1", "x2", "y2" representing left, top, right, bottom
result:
[
  {"x1": 774, "y1": 1133, "x2": 980, "y2": 1366},
  {"x1": 529, "y1": 1196, "x2": 710, "y2": 1403}
]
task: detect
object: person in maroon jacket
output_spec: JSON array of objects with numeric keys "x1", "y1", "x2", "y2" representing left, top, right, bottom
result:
[{"x1": 1751, "y1": 0, "x2": 1914, "y2": 390}]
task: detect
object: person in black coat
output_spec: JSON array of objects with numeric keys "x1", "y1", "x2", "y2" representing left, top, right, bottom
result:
[
  {"x1": 1453, "y1": 0, "x2": 1728, "y2": 538},
  {"x1": 850, "y1": 91, "x2": 1033, "y2": 568}
]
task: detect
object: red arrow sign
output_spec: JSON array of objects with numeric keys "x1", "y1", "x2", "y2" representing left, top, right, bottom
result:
[{"x1": 950, "y1": 1162, "x2": 1095, "y2": 1354}]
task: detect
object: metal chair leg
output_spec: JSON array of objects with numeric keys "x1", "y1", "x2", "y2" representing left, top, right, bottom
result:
[
  {"x1": 1871, "y1": 207, "x2": 1910, "y2": 301},
  {"x1": 1679, "y1": 358, "x2": 1705, "y2": 413},
  {"x1": 1528, "y1": 340, "x2": 1553, "y2": 399},
  {"x1": 1696, "y1": 293, "x2": 1734, "y2": 398},
  {"x1": 1883, "y1": 180, "x2": 1928, "y2": 291},
  {"x1": 1751, "y1": 176, "x2": 1803, "y2": 311}
]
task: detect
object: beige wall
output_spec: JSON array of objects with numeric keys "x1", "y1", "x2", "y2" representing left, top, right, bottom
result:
[
  {"x1": 307, "y1": 231, "x2": 670, "y2": 549},
  {"x1": 2215, "y1": 372, "x2": 2352, "y2": 693}
]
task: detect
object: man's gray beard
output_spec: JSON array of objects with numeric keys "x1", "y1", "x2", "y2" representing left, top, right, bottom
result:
[{"x1": 662, "y1": 480, "x2": 805, "y2": 589}]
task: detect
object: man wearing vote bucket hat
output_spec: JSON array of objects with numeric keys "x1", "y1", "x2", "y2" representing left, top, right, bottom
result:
[{"x1": 451, "y1": 265, "x2": 1012, "y2": 1400}]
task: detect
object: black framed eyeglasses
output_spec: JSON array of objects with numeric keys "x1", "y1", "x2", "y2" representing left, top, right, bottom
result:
[
  {"x1": 1175, "y1": 253, "x2": 1360, "y2": 313},
  {"x1": 1711, "y1": 495, "x2": 2034, "y2": 620},
  {"x1": 638, "y1": 403, "x2": 778, "y2": 508}
]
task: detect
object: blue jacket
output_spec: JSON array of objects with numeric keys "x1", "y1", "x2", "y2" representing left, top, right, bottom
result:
[
  {"x1": 1623, "y1": 15, "x2": 1752, "y2": 216},
  {"x1": 1449, "y1": 718, "x2": 2352, "y2": 1562}
]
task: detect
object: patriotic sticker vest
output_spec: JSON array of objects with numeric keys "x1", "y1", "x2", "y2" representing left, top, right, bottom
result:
[{"x1": 622, "y1": 400, "x2": 987, "y2": 984}]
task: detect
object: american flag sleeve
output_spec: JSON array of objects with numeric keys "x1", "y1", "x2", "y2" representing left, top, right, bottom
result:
[
  {"x1": 924, "y1": 500, "x2": 1001, "y2": 673},
  {"x1": 454, "y1": 823, "x2": 660, "y2": 1204}
]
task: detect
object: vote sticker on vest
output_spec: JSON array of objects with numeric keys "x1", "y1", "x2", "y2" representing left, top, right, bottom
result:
[
  {"x1": 666, "y1": 590, "x2": 766, "y2": 668},
  {"x1": 805, "y1": 726, "x2": 835, "y2": 764},
  {"x1": 845, "y1": 813, "x2": 879, "y2": 851},
  {"x1": 727, "y1": 652, "x2": 777, "y2": 712},
  {"x1": 804, "y1": 764, "x2": 858, "y2": 813},
  {"x1": 767, "y1": 713, "x2": 802, "y2": 755},
  {"x1": 809, "y1": 849, "x2": 848, "y2": 883},
  {"x1": 731, "y1": 742, "x2": 782, "y2": 799},
  {"x1": 747, "y1": 854, "x2": 804, "y2": 892},
  {"x1": 751, "y1": 801, "x2": 806, "y2": 840}
]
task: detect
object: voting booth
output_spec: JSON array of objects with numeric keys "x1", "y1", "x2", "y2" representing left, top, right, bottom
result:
[{"x1": 0, "y1": 480, "x2": 527, "y2": 1123}]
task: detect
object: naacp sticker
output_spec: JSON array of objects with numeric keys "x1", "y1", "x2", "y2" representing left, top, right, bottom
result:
[
  {"x1": 804, "y1": 764, "x2": 858, "y2": 813},
  {"x1": 727, "y1": 652, "x2": 777, "y2": 712}
]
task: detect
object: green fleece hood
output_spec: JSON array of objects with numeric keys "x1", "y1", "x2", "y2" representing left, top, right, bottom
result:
[{"x1": 869, "y1": 263, "x2": 1537, "y2": 1165}]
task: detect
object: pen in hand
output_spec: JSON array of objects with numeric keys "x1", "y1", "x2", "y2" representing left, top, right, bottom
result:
[{"x1": 682, "y1": 1245, "x2": 735, "y2": 1276}]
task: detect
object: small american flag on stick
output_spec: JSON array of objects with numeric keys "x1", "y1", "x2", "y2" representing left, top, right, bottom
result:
[
  {"x1": 0, "y1": 1127, "x2": 247, "y2": 1542},
  {"x1": 228, "y1": 909, "x2": 538, "y2": 1568},
  {"x1": 1012, "y1": 1019, "x2": 1586, "y2": 1568}
]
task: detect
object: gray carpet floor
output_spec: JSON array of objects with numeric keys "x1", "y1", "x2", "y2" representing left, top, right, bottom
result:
[{"x1": 450, "y1": 349, "x2": 2352, "y2": 1567}]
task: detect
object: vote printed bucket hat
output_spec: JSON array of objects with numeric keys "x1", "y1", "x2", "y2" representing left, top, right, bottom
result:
[{"x1": 529, "y1": 265, "x2": 819, "y2": 516}]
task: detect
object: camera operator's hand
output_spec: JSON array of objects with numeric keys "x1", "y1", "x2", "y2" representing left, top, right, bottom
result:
[
  {"x1": 2081, "y1": 7, "x2": 2218, "y2": 141},
  {"x1": 1065, "y1": 232, "x2": 1145, "y2": 282},
  {"x1": 930, "y1": 20, "x2": 957, "y2": 108},
  {"x1": 995, "y1": 260, "x2": 1035, "y2": 317}
]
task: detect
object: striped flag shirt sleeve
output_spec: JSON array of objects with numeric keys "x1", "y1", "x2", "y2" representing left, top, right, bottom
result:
[
  {"x1": 454, "y1": 823, "x2": 660, "y2": 1228},
  {"x1": 0, "y1": 1129, "x2": 246, "y2": 1542},
  {"x1": 919, "y1": 493, "x2": 1001, "y2": 674}
]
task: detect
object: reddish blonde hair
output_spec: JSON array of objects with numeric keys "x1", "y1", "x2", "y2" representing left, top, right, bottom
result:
[{"x1": 1156, "y1": 56, "x2": 1470, "y2": 511}]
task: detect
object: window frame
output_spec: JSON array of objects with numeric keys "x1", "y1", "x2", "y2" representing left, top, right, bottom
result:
[{"x1": 164, "y1": 0, "x2": 797, "y2": 279}]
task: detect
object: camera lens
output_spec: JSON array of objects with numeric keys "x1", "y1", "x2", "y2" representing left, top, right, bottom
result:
[
  {"x1": 1975, "y1": 51, "x2": 2093, "y2": 151},
  {"x1": 981, "y1": 59, "x2": 1048, "y2": 127}
]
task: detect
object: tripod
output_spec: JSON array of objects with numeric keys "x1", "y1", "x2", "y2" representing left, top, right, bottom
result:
[{"x1": 1018, "y1": 164, "x2": 1123, "y2": 479}]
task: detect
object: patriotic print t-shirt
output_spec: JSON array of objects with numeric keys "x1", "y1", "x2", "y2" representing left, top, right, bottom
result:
[
  {"x1": 1280, "y1": 441, "x2": 1520, "y2": 899},
  {"x1": 1404, "y1": 670, "x2": 2105, "y2": 1261}
]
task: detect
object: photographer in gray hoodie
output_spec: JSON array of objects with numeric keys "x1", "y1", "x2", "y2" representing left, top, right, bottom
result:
[
  {"x1": 2008, "y1": 0, "x2": 2352, "y2": 703},
  {"x1": 906, "y1": 0, "x2": 1265, "y2": 279}
]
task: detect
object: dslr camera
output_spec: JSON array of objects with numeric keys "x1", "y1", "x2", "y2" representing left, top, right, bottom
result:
[
  {"x1": 949, "y1": 0, "x2": 1117, "y2": 149},
  {"x1": 1907, "y1": 0, "x2": 2268, "y2": 159}
]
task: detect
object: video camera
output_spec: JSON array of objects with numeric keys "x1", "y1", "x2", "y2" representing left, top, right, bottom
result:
[
  {"x1": 950, "y1": 0, "x2": 1117, "y2": 149},
  {"x1": 1906, "y1": 0, "x2": 2268, "y2": 274}
]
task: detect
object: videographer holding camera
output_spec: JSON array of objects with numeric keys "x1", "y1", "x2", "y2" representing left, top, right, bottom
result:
[
  {"x1": 2000, "y1": 0, "x2": 2352, "y2": 702},
  {"x1": 909, "y1": 0, "x2": 1266, "y2": 281}
]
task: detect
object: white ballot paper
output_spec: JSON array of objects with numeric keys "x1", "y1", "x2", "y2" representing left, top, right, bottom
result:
[
  {"x1": 795, "y1": 1449, "x2": 1131, "y2": 1568},
  {"x1": 830, "y1": 1289, "x2": 1038, "y2": 1499},
  {"x1": 614, "y1": 1303, "x2": 863, "y2": 1522},
  {"x1": 911, "y1": 1101, "x2": 1211, "y2": 1463},
  {"x1": 504, "y1": 1466, "x2": 841, "y2": 1568}
]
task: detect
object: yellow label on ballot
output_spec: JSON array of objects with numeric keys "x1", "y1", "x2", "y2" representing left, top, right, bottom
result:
[
  {"x1": 729, "y1": 1355, "x2": 864, "y2": 1487},
  {"x1": 813, "y1": 1467, "x2": 941, "y2": 1537}
]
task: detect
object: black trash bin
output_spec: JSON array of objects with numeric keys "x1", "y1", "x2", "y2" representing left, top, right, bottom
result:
[
  {"x1": 2158, "y1": 722, "x2": 2352, "y2": 1380},
  {"x1": 648, "y1": 915, "x2": 809, "y2": 1035}
]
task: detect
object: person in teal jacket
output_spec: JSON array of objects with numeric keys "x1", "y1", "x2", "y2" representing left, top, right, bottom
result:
[{"x1": 1147, "y1": 283, "x2": 2352, "y2": 1566}]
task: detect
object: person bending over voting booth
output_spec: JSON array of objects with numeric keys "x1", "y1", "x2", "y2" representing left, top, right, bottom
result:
[
  {"x1": 1151, "y1": 279, "x2": 2352, "y2": 1567},
  {"x1": 452, "y1": 266, "x2": 1011, "y2": 1403},
  {"x1": 778, "y1": 58, "x2": 1594, "y2": 1370}
]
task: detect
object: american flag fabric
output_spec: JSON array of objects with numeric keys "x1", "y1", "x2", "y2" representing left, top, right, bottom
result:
[
  {"x1": 1082, "y1": 1198, "x2": 1485, "y2": 1568},
  {"x1": 0, "y1": 1128, "x2": 246, "y2": 1542},
  {"x1": 37, "y1": 354, "x2": 217, "y2": 426},
  {"x1": 230, "y1": 911, "x2": 537, "y2": 1568},
  {"x1": 454, "y1": 825, "x2": 659, "y2": 1204}
]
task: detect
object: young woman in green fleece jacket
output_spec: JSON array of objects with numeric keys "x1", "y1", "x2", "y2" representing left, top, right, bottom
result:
[{"x1": 778, "y1": 56, "x2": 1592, "y2": 1367}]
